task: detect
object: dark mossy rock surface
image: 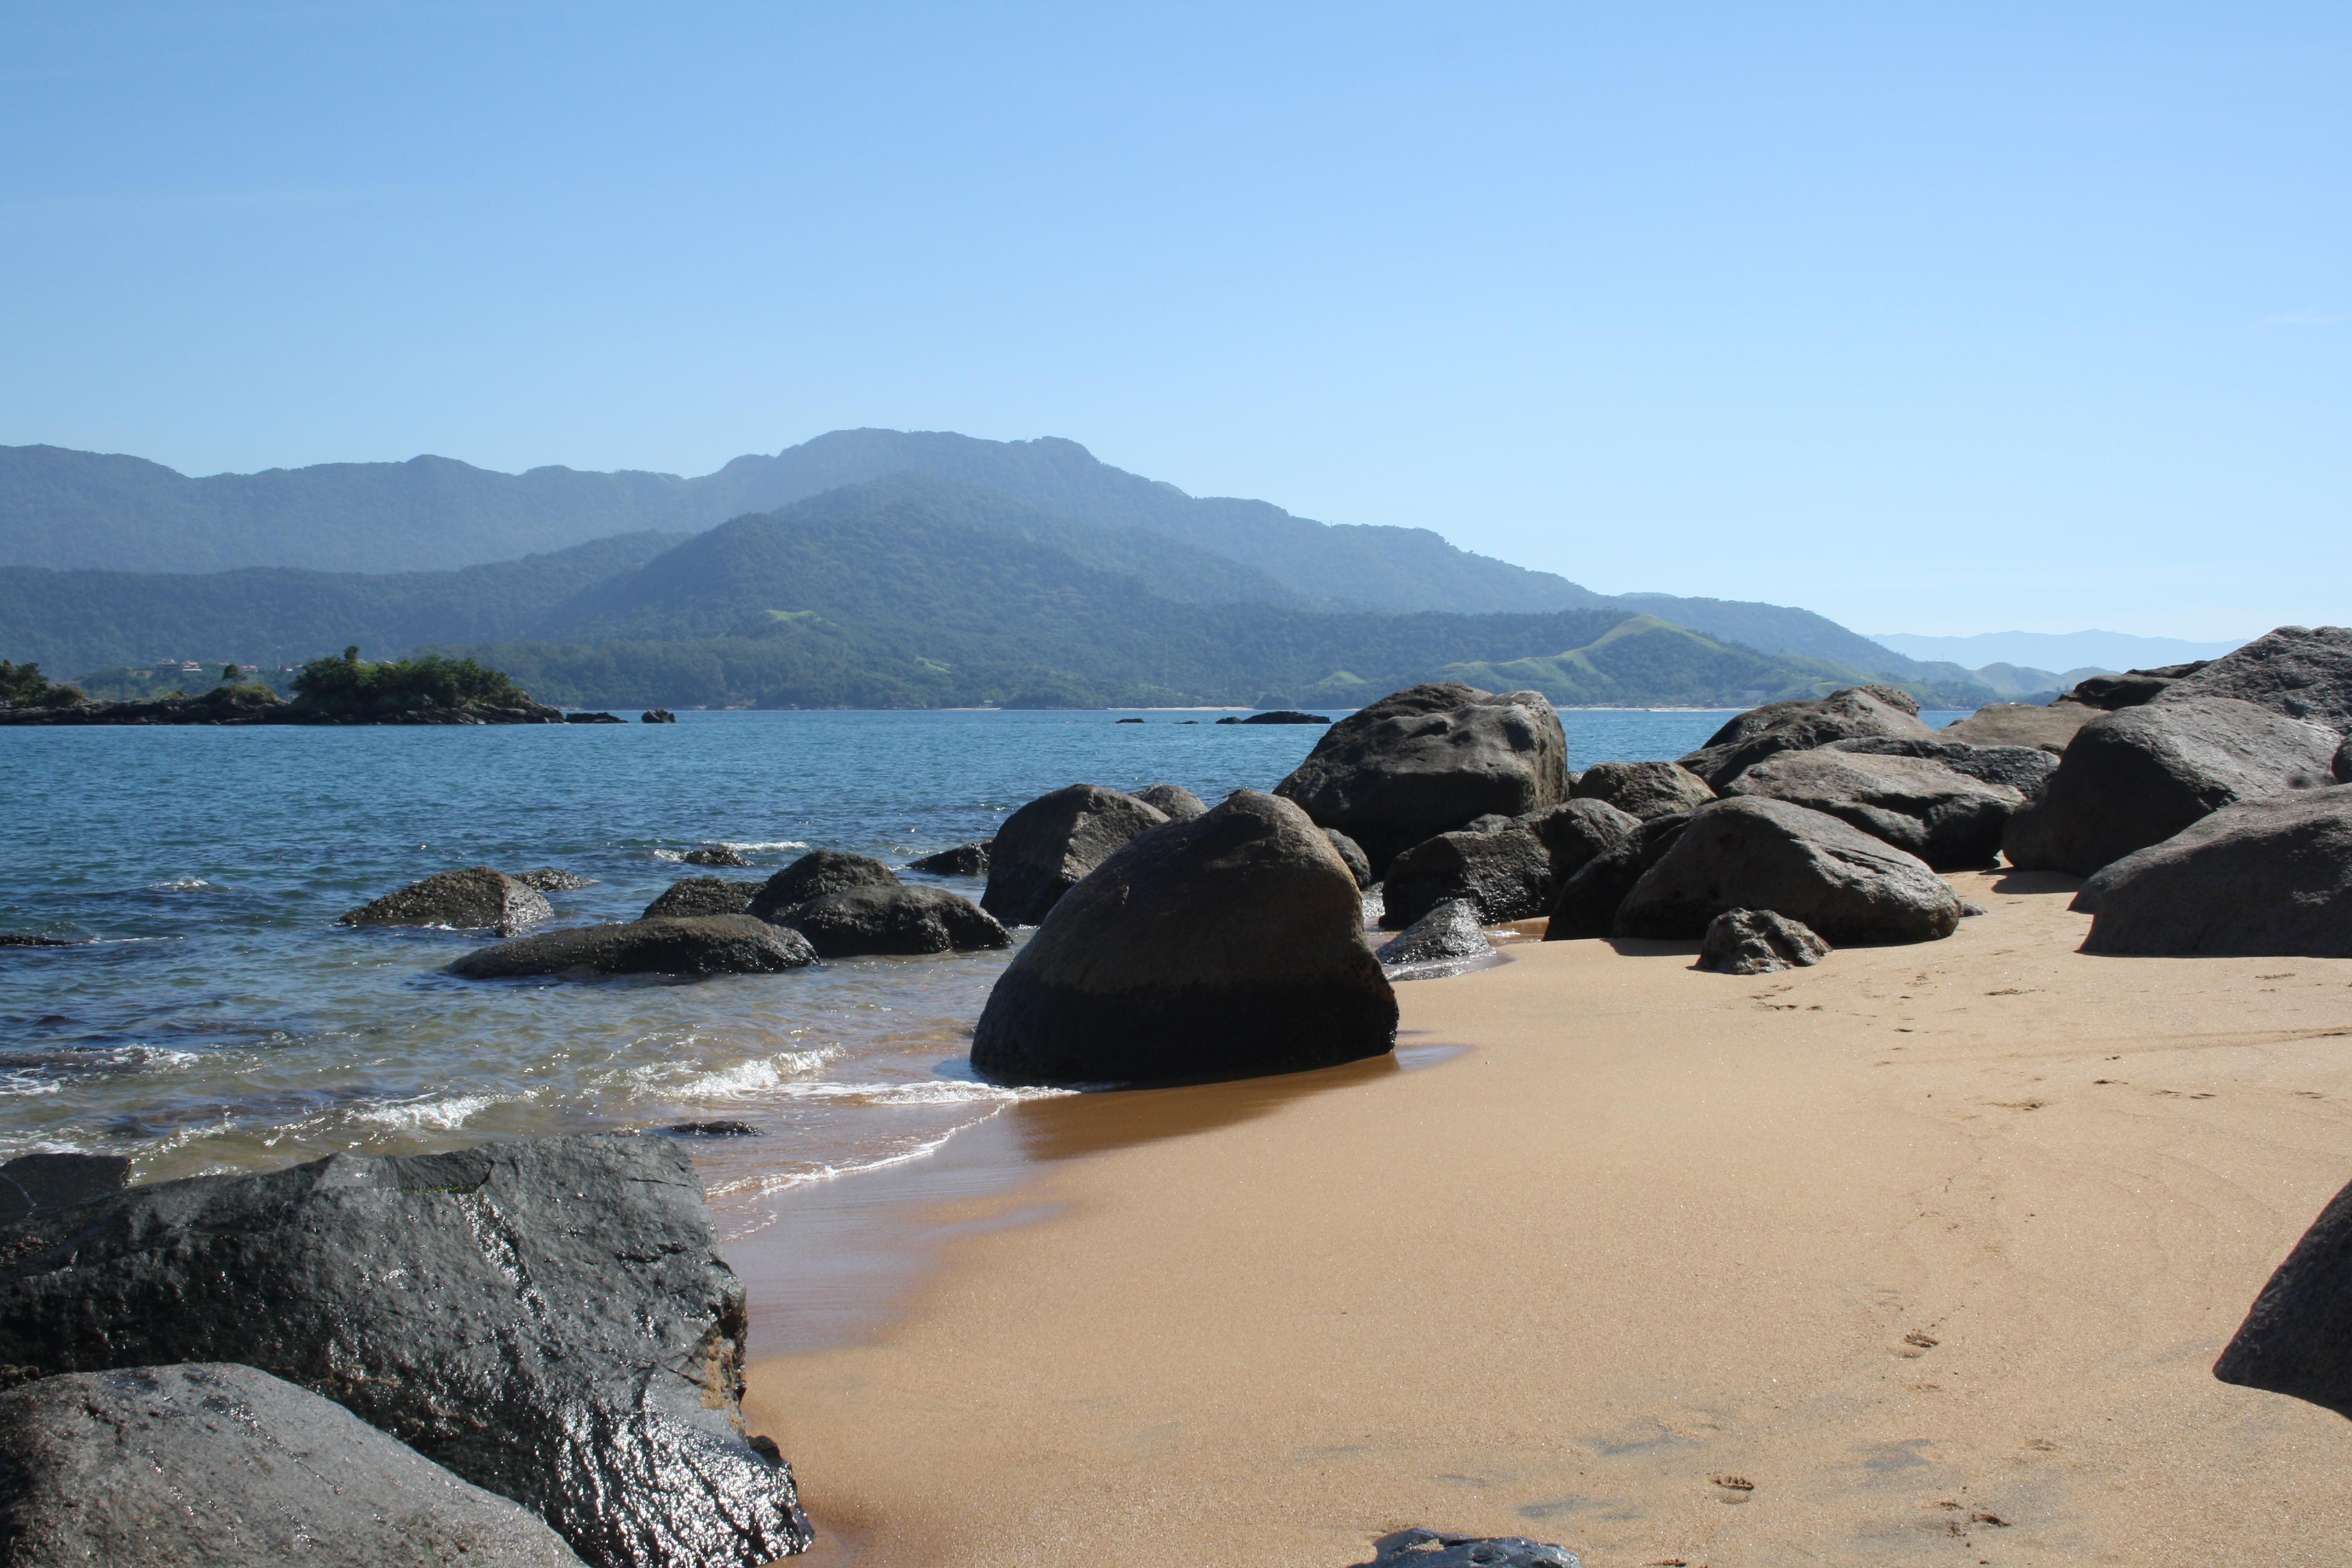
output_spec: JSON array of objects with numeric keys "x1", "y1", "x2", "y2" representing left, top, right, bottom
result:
[
  {"x1": 450, "y1": 915, "x2": 815, "y2": 979},
  {"x1": 641, "y1": 877, "x2": 762, "y2": 920},
  {"x1": 907, "y1": 840, "x2": 993, "y2": 877},
  {"x1": 683, "y1": 845, "x2": 751, "y2": 868},
  {"x1": 1617, "y1": 797, "x2": 1960, "y2": 945},
  {"x1": 0, "y1": 1153, "x2": 129, "y2": 1224},
  {"x1": 338, "y1": 867, "x2": 552, "y2": 936},
  {"x1": 980, "y1": 785, "x2": 1169, "y2": 927},
  {"x1": 513, "y1": 867, "x2": 592, "y2": 892},
  {"x1": 0, "y1": 1135, "x2": 811, "y2": 1568},
  {"x1": 777, "y1": 884, "x2": 1011, "y2": 958},
  {"x1": 748, "y1": 850, "x2": 901, "y2": 922}
]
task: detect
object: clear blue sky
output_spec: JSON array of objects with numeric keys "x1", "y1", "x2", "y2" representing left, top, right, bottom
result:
[{"x1": 3, "y1": 3, "x2": 2344, "y2": 639}]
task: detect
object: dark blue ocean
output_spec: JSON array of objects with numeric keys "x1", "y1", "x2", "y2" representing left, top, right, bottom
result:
[{"x1": 0, "y1": 707, "x2": 1964, "y2": 1240}]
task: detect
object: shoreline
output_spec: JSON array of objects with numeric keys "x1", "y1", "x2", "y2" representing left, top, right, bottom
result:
[{"x1": 740, "y1": 869, "x2": 2352, "y2": 1565}]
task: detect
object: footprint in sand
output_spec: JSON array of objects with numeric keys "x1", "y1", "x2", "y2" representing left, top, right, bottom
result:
[
  {"x1": 1894, "y1": 1330, "x2": 1940, "y2": 1359},
  {"x1": 1709, "y1": 1473, "x2": 1754, "y2": 1504}
]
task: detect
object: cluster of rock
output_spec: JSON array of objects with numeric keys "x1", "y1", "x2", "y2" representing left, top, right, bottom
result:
[
  {"x1": 0, "y1": 1138, "x2": 807, "y2": 1567},
  {"x1": 0, "y1": 685, "x2": 570, "y2": 726}
]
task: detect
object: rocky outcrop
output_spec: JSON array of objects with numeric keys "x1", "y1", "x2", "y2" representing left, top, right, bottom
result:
[
  {"x1": 0, "y1": 933, "x2": 77, "y2": 947},
  {"x1": 684, "y1": 845, "x2": 751, "y2": 868},
  {"x1": 1381, "y1": 799, "x2": 1639, "y2": 929},
  {"x1": 0, "y1": 1152, "x2": 129, "y2": 1224},
  {"x1": 2074, "y1": 786, "x2": 2352, "y2": 957},
  {"x1": 1938, "y1": 699, "x2": 2099, "y2": 753},
  {"x1": 1823, "y1": 736, "x2": 2061, "y2": 797},
  {"x1": 2163, "y1": 626, "x2": 2352, "y2": 728},
  {"x1": 1616, "y1": 798, "x2": 1961, "y2": 944},
  {"x1": 1678, "y1": 686, "x2": 1935, "y2": 790},
  {"x1": 1723, "y1": 750, "x2": 2024, "y2": 869},
  {"x1": 2, "y1": 687, "x2": 568, "y2": 727},
  {"x1": 776, "y1": 884, "x2": 1011, "y2": 957},
  {"x1": 980, "y1": 785, "x2": 1170, "y2": 927},
  {"x1": 514, "y1": 867, "x2": 592, "y2": 892},
  {"x1": 450, "y1": 915, "x2": 816, "y2": 979},
  {"x1": 0, "y1": 1135, "x2": 811, "y2": 1568},
  {"x1": 1697, "y1": 909, "x2": 1830, "y2": 975},
  {"x1": 2001, "y1": 696, "x2": 2341, "y2": 876},
  {"x1": 1273, "y1": 684, "x2": 1569, "y2": 872},
  {"x1": 1542, "y1": 812, "x2": 1693, "y2": 942},
  {"x1": 972, "y1": 791, "x2": 1395, "y2": 1086},
  {"x1": 641, "y1": 877, "x2": 760, "y2": 920},
  {"x1": 642, "y1": 709, "x2": 677, "y2": 723},
  {"x1": 563, "y1": 711, "x2": 625, "y2": 724},
  {"x1": 1216, "y1": 710, "x2": 1332, "y2": 725},
  {"x1": 1322, "y1": 827, "x2": 1372, "y2": 889},
  {"x1": 338, "y1": 867, "x2": 551, "y2": 936},
  {"x1": 1349, "y1": 1529, "x2": 1583, "y2": 1568},
  {"x1": 1135, "y1": 783, "x2": 1209, "y2": 820},
  {"x1": 748, "y1": 851, "x2": 901, "y2": 922},
  {"x1": 1374, "y1": 899, "x2": 1494, "y2": 978},
  {"x1": 2215, "y1": 1170, "x2": 2352, "y2": 1419},
  {"x1": 0, "y1": 1364, "x2": 586, "y2": 1567},
  {"x1": 1570, "y1": 759, "x2": 1716, "y2": 820},
  {"x1": 907, "y1": 841, "x2": 991, "y2": 877},
  {"x1": 2068, "y1": 663, "x2": 2207, "y2": 710}
]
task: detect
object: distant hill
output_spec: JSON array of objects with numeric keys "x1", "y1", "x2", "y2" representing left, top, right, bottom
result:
[
  {"x1": 0, "y1": 431, "x2": 1925, "y2": 673},
  {"x1": 1869, "y1": 629, "x2": 2246, "y2": 672}
]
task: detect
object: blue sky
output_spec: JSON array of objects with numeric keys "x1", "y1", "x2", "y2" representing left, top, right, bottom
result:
[{"x1": 2, "y1": 2, "x2": 2344, "y2": 639}]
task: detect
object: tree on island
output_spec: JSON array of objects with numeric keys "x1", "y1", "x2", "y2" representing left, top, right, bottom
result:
[
  {"x1": 0, "y1": 660, "x2": 87, "y2": 708},
  {"x1": 290, "y1": 648, "x2": 535, "y2": 716}
]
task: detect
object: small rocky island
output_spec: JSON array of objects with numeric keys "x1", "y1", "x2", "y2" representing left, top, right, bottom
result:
[{"x1": 0, "y1": 650, "x2": 570, "y2": 726}]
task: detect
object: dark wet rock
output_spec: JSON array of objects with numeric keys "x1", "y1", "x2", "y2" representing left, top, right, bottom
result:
[
  {"x1": 907, "y1": 840, "x2": 992, "y2": 877},
  {"x1": 972, "y1": 790, "x2": 1395, "y2": 1086},
  {"x1": 980, "y1": 785, "x2": 1170, "y2": 927},
  {"x1": 1350, "y1": 1528, "x2": 1583, "y2": 1568},
  {"x1": 2164, "y1": 626, "x2": 2352, "y2": 728},
  {"x1": 1274, "y1": 683, "x2": 1569, "y2": 873},
  {"x1": 1824, "y1": 736, "x2": 2061, "y2": 798},
  {"x1": 338, "y1": 867, "x2": 552, "y2": 936},
  {"x1": 642, "y1": 709, "x2": 677, "y2": 723},
  {"x1": 1383, "y1": 799, "x2": 1640, "y2": 929},
  {"x1": 1135, "y1": 783, "x2": 1209, "y2": 820},
  {"x1": 663, "y1": 1121, "x2": 761, "y2": 1137},
  {"x1": 2001, "y1": 696, "x2": 2341, "y2": 876},
  {"x1": 641, "y1": 877, "x2": 761, "y2": 920},
  {"x1": 0, "y1": 1363, "x2": 586, "y2": 1567},
  {"x1": 513, "y1": 867, "x2": 592, "y2": 892},
  {"x1": 684, "y1": 845, "x2": 752, "y2": 868},
  {"x1": 1543, "y1": 811, "x2": 1693, "y2": 942},
  {"x1": 749, "y1": 850, "x2": 901, "y2": 922},
  {"x1": 0, "y1": 1154, "x2": 129, "y2": 1224},
  {"x1": 2068, "y1": 663, "x2": 2207, "y2": 710},
  {"x1": 2075, "y1": 786, "x2": 2352, "y2": 957},
  {"x1": 1939, "y1": 699, "x2": 2099, "y2": 753},
  {"x1": 1323, "y1": 827, "x2": 1372, "y2": 889},
  {"x1": 449, "y1": 915, "x2": 817, "y2": 979},
  {"x1": 1571, "y1": 759, "x2": 1717, "y2": 820},
  {"x1": 1114, "y1": 716, "x2": 1143, "y2": 723},
  {"x1": 776, "y1": 884, "x2": 1011, "y2": 958},
  {"x1": 563, "y1": 711, "x2": 625, "y2": 724},
  {"x1": 2215, "y1": 1168, "x2": 2352, "y2": 1419},
  {"x1": 0, "y1": 1134, "x2": 811, "y2": 1568},
  {"x1": 1724, "y1": 749, "x2": 2024, "y2": 870},
  {"x1": 1616, "y1": 797, "x2": 1961, "y2": 945},
  {"x1": 1678, "y1": 686, "x2": 1935, "y2": 790},
  {"x1": 1697, "y1": 909, "x2": 1831, "y2": 975},
  {"x1": 0, "y1": 934, "x2": 77, "y2": 948},
  {"x1": 0, "y1": 685, "x2": 565, "y2": 727},
  {"x1": 1222, "y1": 710, "x2": 1332, "y2": 725},
  {"x1": 1374, "y1": 898, "x2": 1494, "y2": 977}
]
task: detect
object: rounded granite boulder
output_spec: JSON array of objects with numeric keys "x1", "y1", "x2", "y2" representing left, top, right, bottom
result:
[
  {"x1": 979, "y1": 785, "x2": 1170, "y2": 927},
  {"x1": 747, "y1": 850, "x2": 901, "y2": 922},
  {"x1": 972, "y1": 789, "x2": 1396, "y2": 1087},
  {"x1": 338, "y1": 867, "x2": 552, "y2": 936},
  {"x1": 778, "y1": 884, "x2": 1011, "y2": 958},
  {"x1": 449, "y1": 915, "x2": 816, "y2": 979}
]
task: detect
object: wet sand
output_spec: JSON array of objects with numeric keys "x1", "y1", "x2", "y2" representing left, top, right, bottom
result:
[{"x1": 739, "y1": 870, "x2": 2352, "y2": 1565}]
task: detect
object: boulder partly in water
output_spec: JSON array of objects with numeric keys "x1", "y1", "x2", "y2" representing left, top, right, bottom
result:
[
  {"x1": 0, "y1": 1363, "x2": 586, "y2": 1568},
  {"x1": 683, "y1": 844, "x2": 751, "y2": 868},
  {"x1": 0, "y1": 1134, "x2": 811, "y2": 1568},
  {"x1": 748, "y1": 849, "x2": 901, "y2": 922},
  {"x1": 1616, "y1": 797, "x2": 1961, "y2": 945},
  {"x1": 1374, "y1": 898, "x2": 1494, "y2": 978},
  {"x1": 1696, "y1": 909, "x2": 1831, "y2": 975},
  {"x1": 972, "y1": 790, "x2": 1394, "y2": 1086},
  {"x1": 980, "y1": 785, "x2": 1169, "y2": 927},
  {"x1": 0, "y1": 1152, "x2": 129, "y2": 1224},
  {"x1": 1135, "y1": 783, "x2": 1209, "y2": 820},
  {"x1": 2074, "y1": 786, "x2": 2352, "y2": 957},
  {"x1": 777, "y1": 884, "x2": 1011, "y2": 957},
  {"x1": 450, "y1": 915, "x2": 816, "y2": 979},
  {"x1": 640, "y1": 877, "x2": 761, "y2": 920},
  {"x1": 338, "y1": 867, "x2": 552, "y2": 936},
  {"x1": 513, "y1": 867, "x2": 592, "y2": 892},
  {"x1": 907, "y1": 840, "x2": 991, "y2": 877},
  {"x1": 1723, "y1": 749, "x2": 2024, "y2": 870}
]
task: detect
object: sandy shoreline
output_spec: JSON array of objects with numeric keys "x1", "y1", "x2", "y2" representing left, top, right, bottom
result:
[{"x1": 740, "y1": 870, "x2": 2352, "y2": 1565}]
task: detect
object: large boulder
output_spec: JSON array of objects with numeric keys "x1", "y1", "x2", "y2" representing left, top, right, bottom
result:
[
  {"x1": 777, "y1": 884, "x2": 1011, "y2": 957},
  {"x1": 2074, "y1": 786, "x2": 2352, "y2": 957},
  {"x1": 1723, "y1": 750, "x2": 2024, "y2": 870},
  {"x1": 748, "y1": 851, "x2": 900, "y2": 922},
  {"x1": 1938, "y1": 699, "x2": 2099, "y2": 753},
  {"x1": 2215, "y1": 1171, "x2": 2352, "y2": 1420},
  {"x1": 1322, "y1": 827, "x2": 1373, "y2": 889},
  {"x1": 1570, "y1": 759, "x2": 1715, "y2": 820},
  {"x1": 2001, "y1": 696, "x2": 2341, "y2": 876},
  {"x1": 1381, "y1": 799, "x2": 1639, "y2": 929},
  {"x1": 972, "y1": 791, "x2": 1395, "y2": 1086},
  {"x1": 1373, "y1": 898, "x2": 1494, "y2": 978},
  {"x1": 1135, "y1": 783, "x2": 1209, "y2": 820},
  {"x1": 1542, "y1": 812, "x2": 1693, "y2": 941},
  {"x1": 979, "y1": 785, "x2": 1170, "y2": 927},
  {"x1": 1697, "y1": 909, "x2": 1830, "y2": 975},
  {"x1": 1273, "y1": 684, "x2": 1569, "y2": 873},
  {"x1": 1615, "y1": 797, "x2": 1961, "y2": 944},
  {"x1": 0, "y1": 1135, "x2": 811, "y2": 1568},
  {"x1": 1677, "y1": 686, "x2": 1935, "y2": 790},
  {"x1": 907, "y1": 840, "x2": 991, "y2": 877},
  {"x1": 1823, "y1": 736, "x2": 2061, "y2": 797},
  {"x1": 2163, "y1": 627, "x2": 2352, "y2": 727},
  {"x1": 338, "y1": 867, "x2": 550, "y2": 936},
  {"x1": 450, "y1": 915, "x2": 816, "y2": 979},
  {"x1": 0, "y1": 1152, "x2": 128, "y2": 1224},
  {"x1": 2068, "y1": 663, "x2": 2208, "y2": 710},
  {"x1": 642, "y1": 876, "x2": 760, "y2": 920},
  {"x1": 0, "y1": 1363, "x2": 586, "y2": 1567}
]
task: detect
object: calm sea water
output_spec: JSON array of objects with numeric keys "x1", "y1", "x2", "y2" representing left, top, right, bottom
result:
[{"x1": 0, "y1": 707, "x2": 1964, "y2": 1240}]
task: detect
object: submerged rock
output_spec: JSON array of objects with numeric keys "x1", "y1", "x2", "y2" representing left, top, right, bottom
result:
[
  {"x1": 907, "y1": 840, "x2": 992, "y2": 877},
  {"x1": 1723, "y1": 749, "x2": 2024, "y2": 870},
  {"x1": 0, "y1": 1134, "x2": 812, "y2": 1568},
  {"x1": 1223, "y1": 710, "x2": 1332, "y2": 725},
  {"x1": 2074, "y1": 786, "x2": 2352, "y2": 958},
  {"x1": 641, "y1": 708, "x2": 677, "y2": 723},
  {"x1": 1135, "y1": 783, "x2": 1209, "y2": 820},
  {"x1": 0, "y1": 1363, "x2": 586, "y2": 1568},
  {"x1": 512, "y1": 867, "x2": 592, "y2": 892},
  {"x1": 980, "y1": 785, "x2": 1169, "y2": 927},
  {"x1": 777, "y1": 884, "x2": 1011, "y2": 957},
  {"x1": 1616, "y1": 798, "x2": 1961, "y2": 945},
  {"x1": 683, "y1": 845, "x2": 751, "y2": 868},
  {"x1": 1678, "y1": 686, "x2": 1933, "y2": 791},
  {"x1": 2216, "y1": 1169, "x2": 2352, "y2": 1420},
  {"x1": 1374, "y1": 898, "x2": 1494, "y2": 978},
  {"x1": 449, "y1": 915, "x2": 816, "y2": 979},
  {"x1": 1273, "y1": 683, "x2": 1569, "y2": 873},
  {"x1": 748, "y1": 850, "x2": 901, "y2": 922},
  {"x1": 641, "y1": 876, "x2": 761, "y2": 920},
  {"x1": 1570, "y1": 759, "x2": 1716, "y2": 820},
  {"x1": 338, "y1": 867, "x2": 552, "y2": 936},
  {"x1": 972, "y1": 790, "x2": 1394, "y2": 1086},
  {"x1": 1696, "y1": 909, "x2": 1830, "y2": 975}
]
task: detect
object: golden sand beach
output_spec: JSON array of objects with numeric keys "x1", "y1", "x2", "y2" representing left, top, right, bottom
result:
[{"x1": 742, "y1": 871, "x2": 2352, "y2": 1566}]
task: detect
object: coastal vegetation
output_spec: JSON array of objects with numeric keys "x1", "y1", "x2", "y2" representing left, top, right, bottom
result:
[
  {"x1": 0, "y1": 659, "x2": 83, "y2": 708},
  {"x1": 289, "y1": 648, "x2": 534, "y2": 716}
]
